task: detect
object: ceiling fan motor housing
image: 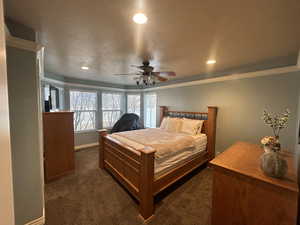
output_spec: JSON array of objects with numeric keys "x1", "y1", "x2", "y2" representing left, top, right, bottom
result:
[{"x1": 142, "y1": 61, "x2": 150, "y2": 66}]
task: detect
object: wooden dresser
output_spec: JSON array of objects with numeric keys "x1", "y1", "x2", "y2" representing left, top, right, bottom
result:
[
  {"x1": 43, "y1": 112, "x2": 75, "y2": 183},
  {"x1": 209, "y1": 142, "x2": 298, "y2": 225}
]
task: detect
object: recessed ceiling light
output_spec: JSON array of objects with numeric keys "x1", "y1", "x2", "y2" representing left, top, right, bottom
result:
[
  {"x1": 81, "y1": 66, "x2": 89, "y2": 70},
  {"x1": 133, "y1": 13, "x2": 148, "y2": 24},
  {"x1": 206, "y1": 60, "x2": 216, "y2": 65}
]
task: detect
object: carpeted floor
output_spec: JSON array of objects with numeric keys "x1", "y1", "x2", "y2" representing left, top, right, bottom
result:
[{"x1": 45, "y1": 147, "x2": 213, "y2": 225}]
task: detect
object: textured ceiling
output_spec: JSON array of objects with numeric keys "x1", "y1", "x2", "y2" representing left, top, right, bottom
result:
[{"x1": 4, "y1": 0, "x2": 300, "y2": 85}]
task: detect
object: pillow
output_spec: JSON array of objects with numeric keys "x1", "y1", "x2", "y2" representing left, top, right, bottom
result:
[
  {"x1": 196, "y1": 120, "x2": 205, "y2": 134},
  {"x1": 181, "y1": 118, "x2": 204, "y2": 135},
  {"x1": 165, "y1": 117, "x2": 182, "y2": 132},
  {"x1": 160, "y1": 117, "x2": 169, "y2": 130}
]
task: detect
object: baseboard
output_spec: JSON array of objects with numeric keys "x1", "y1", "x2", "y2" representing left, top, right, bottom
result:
[
  {"x1": 24, "y1": 216, "x2": 45, "y2": 225},
  {"x1": 75, "y1": 142, "x2": 99, "y2": 151}
]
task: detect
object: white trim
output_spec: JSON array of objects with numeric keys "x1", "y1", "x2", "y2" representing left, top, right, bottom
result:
[
  {"x1": 42, "y1": 77, "x2": 128, "y2": 92},
  {"x1": 75, "y1": 142, "x2": 99, "y2": 151},
  {"x1": 75, "y1": 129, "x2": 97, "y2": 134},
  {"x1": 66, "y1": 81, "x2": 126, "y2": 92},
  {"x1": 145, "y1": 65, "x2": 300, "y2": 91},
  {"x1": 6, "y1": 35, "x2": 43, "y2": 52},
  {"x1": 126, "y1": 88, "x2": 143, "y2": 93},
  {"x1": 43, "y1": 65, "x2": 300, "y2": 92},
  {"x1": 42, "y1": 77, "x2": 65, "y2": 86},
  {"x1": 24, "y1": 215, "x2": 45, "y2": 225},
  {"x1": 35, "y1": 48, "x2": 46, "y2": 225}
]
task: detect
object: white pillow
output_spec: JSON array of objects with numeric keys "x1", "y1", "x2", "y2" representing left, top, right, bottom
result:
[
  {"x1": 160, "y1": 117, "x2": 169, "y2": 130},
  {"x1": 165, "y1": 117, "x2": 182, "y2": 132},
  {"x1": 196, "y1": 120, "x2": 205, "y2": 134},
  {"x1": 181, "y1": 118, "x2": 204, "y2": 135}
]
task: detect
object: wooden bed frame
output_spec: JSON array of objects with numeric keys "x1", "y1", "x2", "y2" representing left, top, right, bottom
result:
[{"x1": 98, "y1": 106, "x2": 217, "y2": 221}]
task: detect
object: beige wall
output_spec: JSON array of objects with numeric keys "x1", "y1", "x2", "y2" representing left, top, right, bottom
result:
[
  {"x1": 155, "y1": 71, "x2": 300, "y2": 154},
  {"x1": 0, "y1": 0, "x2": 15, "y2": 224},
  {"x1": 7, "y1": 46, "x2": 44, "y2": 225}
]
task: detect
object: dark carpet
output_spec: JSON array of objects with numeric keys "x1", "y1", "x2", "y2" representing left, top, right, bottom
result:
[{"x1": 45, "y1": 147, "x2": 213, "y2": 225}]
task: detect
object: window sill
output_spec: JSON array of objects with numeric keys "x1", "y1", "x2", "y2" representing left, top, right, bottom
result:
[{"x1": 75, "y1": 129, "x2": 97, "y2": 134}]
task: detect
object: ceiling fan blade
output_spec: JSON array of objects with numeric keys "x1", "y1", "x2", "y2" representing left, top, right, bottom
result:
[
  {"x1": 155, "y1": 75, "x2": 168, "y2": 82},
  {"x1": 152, "y1": 71, "x2": 176, "y2": 76},
  {"x1": 113, "y1": 73, "x2": 138, "y2": 76},
  {"x1": 130, "y1": 65, "x2": 142, "y2": 69}
]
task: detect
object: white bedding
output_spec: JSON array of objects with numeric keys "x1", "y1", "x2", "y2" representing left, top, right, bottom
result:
[
  {"x1": 109, "y1": 129, "x2": 207, "y2": 176},
  {"x1": 110, "y1": 128, "x2": 196, "y2": 158},
  {"x1": 155, "y1": 134, "x2": 207, "y2": 177}
]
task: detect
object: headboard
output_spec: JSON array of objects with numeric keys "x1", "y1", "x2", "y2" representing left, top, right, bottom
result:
[{"x1": 159, "y1": 106, "x2": 218, "y2": 159}]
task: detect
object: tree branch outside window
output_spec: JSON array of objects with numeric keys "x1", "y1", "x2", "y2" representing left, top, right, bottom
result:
[
  {"x1": 70, "y1": 91, "x2": 97, "y2": 132},
  {"x1": 102, "y1": 92, "x2": 123, "y2": 128},
  {"x1": 127, "y1": 94, "x2": 140, "y2": 116}
]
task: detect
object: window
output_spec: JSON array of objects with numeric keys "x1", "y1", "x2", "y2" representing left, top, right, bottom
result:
[
  {"x1": 102, "y1": 92, "x2": 123, "y2": 128},
  {"x1": 70, "y1": 91, "x2": 97, "y2": 132},
  {"x1": 144, "y1": 93, "x2": 157, "y2": 128},
  {"x1": 50, "y1": 86, "x2": 60, "y2": 111},
  {"x1": 127, "y1": 94, "x2": 141, "y2": 116},
  {"x1": 43, "y1": 84, "x2": 62, "y2": 111}
]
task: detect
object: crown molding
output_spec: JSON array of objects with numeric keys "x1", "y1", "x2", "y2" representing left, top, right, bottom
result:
[
  {"x1": 6, "y1": 34, "x2": 43, "y2": 52},
  {"x1": 43, "y1": 65, "x2": 300, "y2": 92},
  {"x1": 144, "y1": 65, "x2": 300, "y2": 91},
  {"x1": 42, "y1": 77, "x2": 131, "y2": 92}
]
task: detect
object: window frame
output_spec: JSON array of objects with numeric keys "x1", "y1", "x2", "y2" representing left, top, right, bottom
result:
[
  {"x1": 144, "y1": 92, "x2": 157, "y2": 128},
  {"x1": 101, "y1": 91, "x2": 125, "y2": 129},
  {"x1": 69, "y1": 89, "x2": 98, "y2": 133},
  {"x1": 126, "y1": 93, "x2": 141, "y2": 116}
]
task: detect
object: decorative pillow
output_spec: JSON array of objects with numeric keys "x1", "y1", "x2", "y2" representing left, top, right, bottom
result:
[
  {"x1": 160, "y1": 117, "x2": 169, "y2": 130},
  {"x1": 165, "y1": 117, "x2": 182, "y2": 132},
  {"x1": 181, "y1": 118, "x2": 204, "y2": 135}
]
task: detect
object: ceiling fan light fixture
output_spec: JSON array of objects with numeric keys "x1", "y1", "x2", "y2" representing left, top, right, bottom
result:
[
  {"x1": 133, "y1": 13, "x2": 148, "y2": 24},
  {"x1": 206, "y1": 60, "x2": 216, "y2": 65}
]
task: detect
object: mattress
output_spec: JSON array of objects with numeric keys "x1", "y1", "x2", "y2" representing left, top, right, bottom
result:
[
  {"x1": 110, "y1": 130, "x2": 207, "y2": 177},
  {"x1": 154, "y1": 134, "x2": 207, "y2": 177}
]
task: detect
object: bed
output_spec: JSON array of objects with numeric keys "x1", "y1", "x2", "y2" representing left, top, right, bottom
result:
[{"x1": 98, "y1": 106, "x2": 217, "y2": 221}]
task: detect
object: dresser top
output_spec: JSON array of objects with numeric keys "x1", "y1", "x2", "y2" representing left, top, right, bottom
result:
[
  {"x1": 210, "y1": 142, "x2": 298, "y2": 193},
  {"x1": 43, "y1": 111, "x2": 74, "y2": 114}
]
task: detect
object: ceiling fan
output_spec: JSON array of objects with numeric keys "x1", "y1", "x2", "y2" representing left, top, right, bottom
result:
[{"x1": 114, "y1": 61, "x2": 176, "y2": 86}]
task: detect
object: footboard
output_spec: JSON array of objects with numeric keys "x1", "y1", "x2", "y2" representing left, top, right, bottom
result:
[{"x1": 98, "y1": 130, "x2": 155, "y2": 220}]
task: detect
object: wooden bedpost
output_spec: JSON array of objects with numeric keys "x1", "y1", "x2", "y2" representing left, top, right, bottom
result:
[
  {"x1": 139, "y1": 148, "x2": 155, "y2": 221},
  {"x1": 98, "y1": 129, "x2": 108, "y2": 169},
  {"x1": 207, "y1": 107, "x2": 218, "y2": 160},
  {"x1": 159, "y1": 106, "x2": 168, "y2": 125}
]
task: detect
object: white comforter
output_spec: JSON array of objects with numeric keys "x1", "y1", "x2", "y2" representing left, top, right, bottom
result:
[{"x1": 110, "y1": 128, "x2": 202, "y2": 158}]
